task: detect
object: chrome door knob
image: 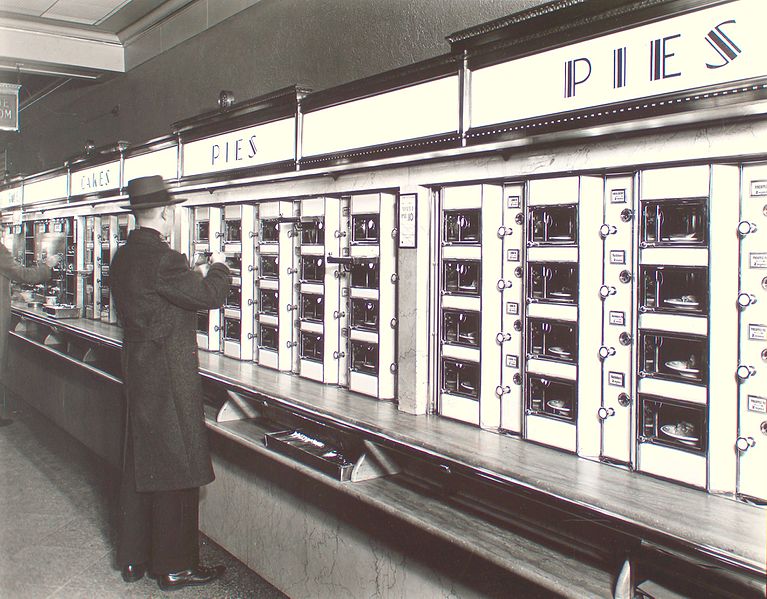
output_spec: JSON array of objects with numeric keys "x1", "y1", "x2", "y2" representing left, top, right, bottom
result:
[
  {"x1": 737, "y1": 292, "x2": 757, "y2": 309},
  {"x1": 497, "y1": 279, "x2": 513, "y2": 290},
  {"x1": 286, "y1": 303, "x2": 298, "y2": 311},
  {"x1": 497, "y1": 226, "x2": 514, "y2": 238},
  {"x1": 597, "y1": 407, "x2": 615, "y2": 420},
  {"x1": 599, "y1": 224, "x2": 617, "y2": 238},
  {"x1": 736, "y1": 365, "x2": 756, "y2": 381},
  {"x1": 333, "y1": 310, "x2": 346, "y2": 319},
  {"x1": 496, "y1": 332, "x2": 512, "y2": 344},
  {"x1": 333, "y1": 351, "x2": 345, "y2": 359},
  {"x1": 737, "y1": 221, "x2": 758, "y2": 237},
  {"x1": 286, "y1": 340, "x2": 297, "y2": 348},
  {"x1": 735, "y1": 436, "x2": 756, "y2": 452},
  {"x1": 495, "y1": 385, "x2": 511, "y2": 397},
  {"x1": 599, "y1": 285, "x2": 616, "y2": 299},
  {"x1": 598, "y1": 346, "x2": 616, "y2": 360}
]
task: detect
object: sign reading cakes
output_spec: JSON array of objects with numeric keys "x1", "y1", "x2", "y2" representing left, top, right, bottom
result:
[
  {"x1": 0, "y1": 83, "x2": 20, "y2": 132},
  {"x1": 471, "y1": 0, "x2": 764, "y2": 128},
  {"x1": 72, "y1": 161, "x2": 120, "y2": 196},
  {"x1": 182, "y1": 118, "x2": 296, "y2": 177}
]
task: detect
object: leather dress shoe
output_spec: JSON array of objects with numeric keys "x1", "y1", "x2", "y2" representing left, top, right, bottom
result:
[
  {"x1": 157, "y1": 564, "x2": 226, "y2": 591},
  {"x1": 121, "y1": 563, "x2": 146, "y2": 583}
]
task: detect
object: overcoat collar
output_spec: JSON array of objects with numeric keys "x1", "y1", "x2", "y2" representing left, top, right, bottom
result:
[{"x1": 128, "y1": 227, "x2": 168, "y2": 245}]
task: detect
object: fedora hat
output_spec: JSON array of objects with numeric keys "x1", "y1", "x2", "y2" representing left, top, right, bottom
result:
[{"x1": 121, "y1": 175, "x2": 185, "y2": 211}]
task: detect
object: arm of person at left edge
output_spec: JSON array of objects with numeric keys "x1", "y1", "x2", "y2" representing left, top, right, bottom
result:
[
  {"x1": 155, "y1": 250, "x2": 230, "y2": 311},
  {"x1": 0, "y1": 244, "x2": 53, "y2": 285}
]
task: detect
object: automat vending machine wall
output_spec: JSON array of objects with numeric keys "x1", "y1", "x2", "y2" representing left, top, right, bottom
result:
[
  {"x1": 80, "y1": 213, "x2": 133, "y2": 323},
  {"x1": 736, "y1": 164, "x2": 767, "y2": 503}
]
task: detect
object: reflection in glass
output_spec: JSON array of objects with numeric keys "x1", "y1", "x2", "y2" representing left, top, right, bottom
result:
[
  {"x1": 641, "y1": 200, "x2": 707, "y2": 246},
  {"x1": 640, "y1": 333, "x2": 707, "y2": 384},
  {"x1": 444, "y1": 210, "x2": 480, "y2": 244},
  {"x1": 351, "y1": 340, "x2": 378, "y2": 374},
  {"x1": 641, "y1": 266, "x2": 707, "y2": 314},
  {"x1": 528, "y1": 262, "x2": 577, "y2": 303},
  {"x1": 528, "y1": 205, "x2": 577, "y2": 244},
  {"x1": 442, "y1": 310, "x2": 480, "y2": 347},
  {"x1": 443, "y1": 260, "x2": 480, "y2": 295},
  {"x1": 640, "y1": 395, "x2": 706, "y2": 453},
  {"x1": 352, "y1": 214, "x2": 379, "y2": 243},
  {"x1": 527, "y1": 375, "x2": 576, "y2": 421},
  {"x1": 442, "y1": 359, "x2": 479, "y2": 400}
]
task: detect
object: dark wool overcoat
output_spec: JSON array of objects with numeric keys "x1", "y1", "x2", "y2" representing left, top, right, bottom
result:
[
  {"x1": 0, "y1": 244, "x2": 51, "y2": 374},
  {"x1": 110, "y1": 227, "x2": 230, "y2": 492}
]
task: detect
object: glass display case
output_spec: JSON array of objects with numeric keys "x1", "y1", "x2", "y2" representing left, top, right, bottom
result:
[
  {"x1": 640, "y1": 395, "x2": 706, "y2": 453},
  {"x1": 527, "y1": 375, "x2": 577, "y2": 421},
  {"x1": 442, "y1": 358, "x2": 480, "y2": 400},
  {"x1": 527, "y1": 318, "x2": 577, "y2": 363},
  {"x1": 351, "y1": 214, "x2": 379, "y2": 243},
  {"x1": 300, "y1": 331, "x2": 324, "y2": 362},
  {"x1": 640, "y1": 266, "x2": 708, "y2": 314},
  {"x1": 300, "y1": 293, "x2": 324, "y2": 322},
  {"x1": 350, "y1": 259, "x2": 379, "y2": 289},
  {"x1": 350, "y1": 298, "x2": 379, "y2": 331},
  {"x1": 442, "y1": 309, "x2": 480, "y2": 347},
  {"x1": 443, "y1": 209, "x2": 481, "y2": 244},
  {"x1": 640, "y1": 332, "x2": 707, "y2": 385},
  {"x1": 640, "y1": 199, "x2": 707, "y2": 246},
  {"x1": 528, "y1": 263, "x2": 577, "y2": 303},
  {"x1": 528, "y1": 205, "x2": 577, "y2": 245},
  {"x1": 443, "y1": 260, "x2": 480, "y2": 295}
]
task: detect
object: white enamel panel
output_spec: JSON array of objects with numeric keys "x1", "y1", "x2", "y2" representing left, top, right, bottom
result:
[
  {"x1": 638, "y1": 443, "x2": 707, "y2": 488},
  {"x1": 526, "y1": 416, "x2": 577, "y2": 453},
  {"x1": 640, "y1": 248, "x2": 708, "y2": 266},
  {"x1": 303, "y1": 76, "x2": 458, "y2": 157},
  {"x1": 124, "y1": 147, "x2": 178, "y2": 183},
  {"x1": 526, "y1": 247, "x2": 578, "y2": 262},
  {"x1": 526, "y1": 303, "x2": 577, "y2": 322},
  {"x1": 638, "y1": 313, "x2": 707, "y2": 336},
  {"x1": 527, "y1": 177, "x2": 580, "y2": 205},
  {"x1": 638, "y1": 378, "x2": 707, "y2": 405},
  {"x1": 442, "y1": 344, "x2": 480, "y2": 364},
  {"x1": 441, "y1": 393, "x2": 480, "y2": 426},
  {"x1": 641, "y1": 165, "x2": 710, "y2": 200}
]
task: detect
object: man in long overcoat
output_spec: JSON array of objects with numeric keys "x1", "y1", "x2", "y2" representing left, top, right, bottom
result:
[
  {"x1": 0, "y1": 227, "x2": 60, "y2": 424},
  {"x1": 109, "y1": 176, "x2": 230, "y2": 591}
]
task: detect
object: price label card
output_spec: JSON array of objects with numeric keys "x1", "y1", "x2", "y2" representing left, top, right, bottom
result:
[
  {"x1": 750, "y1": 180, "x2": 767, "y2": 197},
  {"x1": 507, "y1": 195, "x2": 520, "y2": 209},
  {"x1": 507, "y1": 249, "x2": 520, "y2": 262},
  {"x1": 610, "y1": 189, "x2": 626, "y2": 203},
  {"x1": 608, "y1": 372, "x2": 625, "y2": 387},
  {"x1": 398, "y1": 194, "x2": 417, "y2": 248},
  {"x1": 609, "y1": 250, "x2": 626, "y2": 265},
  {"x1": 505, "y1": 355, "x2": 519, "y2": 368},
  {"x1": 749, "y1": 324, "x2": 767, "y2": 341},
  {"x1": 609, "y1": 311, "x2": 625, "y2": 326},
  {"x1": 750, "y1": 253, "x2": 767, "y2": 269},
  {"x1": 747, "y1": 395, "x2": 767, "y2": 414},
  {"x1": 506, "y1": 302, "x2": 519, "y2": 315}
]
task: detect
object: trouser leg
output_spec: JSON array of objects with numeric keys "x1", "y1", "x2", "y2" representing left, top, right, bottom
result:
[
  {"x1": 116, "y1": 432, "x2": 151, "y2": 567},
  {"x1": 150, "y1": 487, "x2": 200, "y2": 574}
]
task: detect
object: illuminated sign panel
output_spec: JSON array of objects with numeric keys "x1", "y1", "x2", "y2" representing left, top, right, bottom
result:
[
  {"x1": 183, "y1": 117, "x2": 295, "y2": 177},
  {"x1": 24, "y1": 175, "x2": 67, "y2": 204},
  {"x1": 71, "y1": 161, "x2": 120, "y2": 196},
  {"x1": 471, "y1": 0, "x2": 764, "y2": 128},
  {"x1": 124, "y1": 147, "x2": 178, "y2": 184},
  {"x1": 0, "y1": 83, "x2": 20, "y2": 132},
  {"x1": 302, "y1": 76, "x2": 459, "y2": 157}
]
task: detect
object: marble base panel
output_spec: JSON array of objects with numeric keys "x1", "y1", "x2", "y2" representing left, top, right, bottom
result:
[{"x1": 200, "y1": 435, "x2": 536, "y2": 599}]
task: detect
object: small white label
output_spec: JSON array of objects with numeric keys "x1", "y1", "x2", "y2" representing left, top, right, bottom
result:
[
  {"x1": 747, "y1": 395, "x2": 767, "y2": 414},
  {"x1": 750, "y1": 253, "x2": 767, "y2": 268},
  {"x1": 610, "y1": 189, "x2": 626, "y2": 204},
  {"x1": 507, "y1": 195, "x2": 520, "y2": 209},
  {"x1": 750, "y1": 180, "x2": 767, "y2": 197},
  {"x1": 506, "y1": 355, "x2": 519, "y2": 368},
  {"x1": 748, "y1": 324, "x2": 767, "y2": 341},
  {"x1": 506, "y1": 302, "x2": 519, "y2": 315},
  {"x1": 609, "y1": 250, "x2": 626, "y2": 265},
  {"x1": 608, "y1": 372, "x2": 625, "y2": 387},
  {"x1": 398, "y1": 194, "x2": 417, "y2": 248},
  {"x1": 507, "y1": 249, "x2": 520, "y2": 262},
  {"x1": 609, "y1": 311, "x2": 625, "y2": 326}
]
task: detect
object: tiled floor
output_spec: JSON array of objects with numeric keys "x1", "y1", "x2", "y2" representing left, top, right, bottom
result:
[{"x1": 0, "y1": 399, "x2": 288, "y2": 599}]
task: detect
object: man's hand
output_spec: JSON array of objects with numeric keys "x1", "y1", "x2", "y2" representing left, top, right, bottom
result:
[
  {"x1": 45, "y1": 253, "x2": 63, "y2": 268},
  {"x1": 209, "y1": 251, "x2": 227, "y2": 265}
]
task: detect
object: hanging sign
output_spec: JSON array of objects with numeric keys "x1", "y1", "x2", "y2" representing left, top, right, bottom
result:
[
  {"x1": 0, "y1": 186, "x2": 21, "y2": 208},
  {"x1": 471, "y1": 0, "x2": 765, "y2": 128},
  {"x1": 183, "y1": 117, "x2": 295, "y2": 177},
  {"x1": 0, "y1": 83, "x2": 20, "y2": 132}
]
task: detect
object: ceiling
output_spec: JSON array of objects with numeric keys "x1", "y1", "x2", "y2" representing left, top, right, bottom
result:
[{"x1": 0, "y1": 0, "x2": 194, "y2": 109}]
